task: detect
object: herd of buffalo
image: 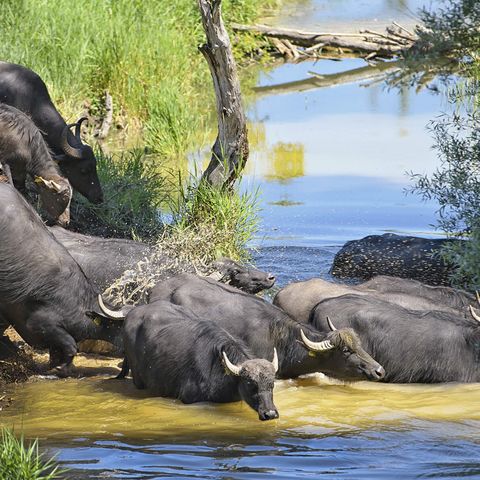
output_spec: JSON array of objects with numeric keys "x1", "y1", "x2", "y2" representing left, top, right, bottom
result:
[{"x1": 0, "y1": 61, "x2": 479, "y2": 421}]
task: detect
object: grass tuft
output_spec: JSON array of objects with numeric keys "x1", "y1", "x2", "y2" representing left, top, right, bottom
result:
[{"x1": 0, "y1": 428, "x2": 65, "y2": 480}]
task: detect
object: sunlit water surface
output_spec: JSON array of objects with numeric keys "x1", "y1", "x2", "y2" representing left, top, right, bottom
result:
[{"x1": 2, "y1": 1, "x2": 477, "y2": 478}]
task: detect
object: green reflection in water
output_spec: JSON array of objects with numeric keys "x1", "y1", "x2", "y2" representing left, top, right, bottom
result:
[{"x1": 265, "y1": 142, "x2": 305, "y2": 182}]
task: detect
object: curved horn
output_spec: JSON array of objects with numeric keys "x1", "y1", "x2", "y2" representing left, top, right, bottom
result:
[
  {"x1": 300, "y1": 329, "x2": 334, "y2": 352},
  {"x1": 476, "y1": 291, "x2": 480, "y2": 306},
  {"x1": 75, "y1": 117, "x2": 88, "y2": 140},
  {"x1": 60, "y1": 124, "x2": 83, "y2": 159},
  {"x1": 98, "y1": 294, "x2": 126, "y2": 320},
  {"x1": 469, "y1": 305, "x2": 480, "y2": 323},
  {"x1": 326, "y1": 316, "x2": 337, "y2": 331},
  {"x1": 222, "y1": 351, "x2": 241, "y2": 376},
  {"x1": 272, "y1": 347, "x2": 279, "y2": 373}
]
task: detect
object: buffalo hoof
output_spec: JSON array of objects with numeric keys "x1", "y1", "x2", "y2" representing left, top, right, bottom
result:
[{"x1": 48, "y1": 363, "x2": 75, "y2": 378}]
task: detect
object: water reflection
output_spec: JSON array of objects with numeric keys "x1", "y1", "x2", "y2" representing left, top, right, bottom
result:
[{"x1": 262, "y1": 0, "x2": 441, "y2": 31}]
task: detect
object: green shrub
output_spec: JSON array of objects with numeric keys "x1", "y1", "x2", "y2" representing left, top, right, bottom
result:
[{"x1": 0, "y1": 428, "x2": 64, "y2": 480}]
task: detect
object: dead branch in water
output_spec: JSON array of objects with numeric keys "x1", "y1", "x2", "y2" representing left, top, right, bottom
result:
[
  {"x1": 198, "y1": 0, "x2": 249, "y2": 187},
  {"x1": 231, "y1": 22, "x2": 419, "y2": 61}
]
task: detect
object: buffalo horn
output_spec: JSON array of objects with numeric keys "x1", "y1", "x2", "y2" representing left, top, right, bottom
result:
[
  {"x1": 272, "y1": 347, "x2": 279, "y2": 373},
  {"x1": 326, "y1": 316, "x2": 337, "y2": 331},
  {"x1": 476, "y1": 291, "x2": 480, "y2": 306},
  {"x1": 60, "y1": 123, "x2": 83, "y2": 159},
  {"x1": 222, "y1": 351, "x2": 242, "y2": 376},
  {"x1": 300, "y1": 329, "x2": 334, "y2": 351},
  {"x1": 75, "y1": 117, "x2": 88, "y2": 140},
  {"x1": 469, "y1": 305, "x2": 480, "y2": 323},
  {"x1": 98, "y1": 294, "x2": 126, "y2": 320}
]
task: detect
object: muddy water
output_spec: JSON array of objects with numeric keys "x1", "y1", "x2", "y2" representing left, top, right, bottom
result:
[{"x1": 2, "y1": 374, "x2": 480, "y2": 478}]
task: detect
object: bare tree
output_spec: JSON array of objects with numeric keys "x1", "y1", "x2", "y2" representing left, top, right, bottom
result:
[{"x1": 198, "y1": 0, "x2": 249, "y2": 188}]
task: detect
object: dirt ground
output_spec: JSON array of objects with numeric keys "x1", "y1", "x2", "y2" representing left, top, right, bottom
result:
[{"x1": 0, "y1": 327, "x2": 123, "y2": 411}]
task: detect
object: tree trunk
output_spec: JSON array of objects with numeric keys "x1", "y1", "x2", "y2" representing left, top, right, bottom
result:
[{"x1": 198, "y1": 0, "x2": 249, "y2": 188}]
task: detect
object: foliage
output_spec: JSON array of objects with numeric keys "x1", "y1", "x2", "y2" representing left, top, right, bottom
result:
[
  {"x1": 409, "y1": 2, "x2": 480, "y2": 289},
  {"x1": 70, "y1": 148, "x2": 174, "y2": 239},
  {"x1": 168, "y1": 173, "x2": 260, "y2": 262},
  {"x1": 0, "y1": 428, "x2": 64, "y2": 480},
  {"x1": 416, "y1": 0, "x2": 480, "y2": 58}
]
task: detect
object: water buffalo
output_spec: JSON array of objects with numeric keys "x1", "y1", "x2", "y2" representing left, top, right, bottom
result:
[
  {"x1": 273, "y1": 276, "x2": 475, "y2": 323},
  {"x1": 117, "y1": 301, "x2": 279, "y2": 421},
  {"x1": 0, "y1": 182, "x2": 121, "y2": 375},
  {"x1": 0, "y1": 104, "x2": 72, "y2": 226},
  {"x1": 310, "y1": 294, "x2": 480, "y2": 383},
  {"x1": 330, "y1": 233, "x2": 462, "y2": 285},
  {"x1": 137, "y1": 274, "x2": 385, "y2": 381},
  {"x1": 358, "y1": 276, "x2": 476, "y2": 314},
  {"x1": 48, "y1": 226, "x2": 276, "y2": 295},
  {"x1": 0, "y1": 61, "x2": 103, "y2": 203}
]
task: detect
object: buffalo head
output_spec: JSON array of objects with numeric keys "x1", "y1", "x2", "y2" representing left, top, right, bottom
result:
[
  {"x1": 300, "y1": 318, "x2": 385, "y2": 382},
  {"x1": 58, "y1": 118, "x2": 103, "y2": 204},
  {"x1": 222, "y1": 348, "x2": 279, "y2": 421},
  {"x1": 35, "y1": 174, "x2": 73, "y2": 227},
  {"x1": 214, "y1": 258, "x2": 276, "y2": 294}
]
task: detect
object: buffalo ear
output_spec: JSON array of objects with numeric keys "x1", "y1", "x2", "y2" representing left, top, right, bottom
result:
[{"x1": 34, "y1": 176, "x2": 63, "y2": 193}]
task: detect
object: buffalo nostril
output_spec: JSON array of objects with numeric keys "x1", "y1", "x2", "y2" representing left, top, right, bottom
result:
[
  {"x1": 375, "y1": 366, "x2": 385, "y2": 379},
  {"x1": 260, "y1": 409, "x2": 279, "y2": 421},
  {"x1": 267, "y1": 275, "x2": 276, "y2": 282}
]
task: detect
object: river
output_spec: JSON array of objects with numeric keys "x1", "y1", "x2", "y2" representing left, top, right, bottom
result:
[{"x1": 3, "y1": 1, "x2": 480, "y2": 478}]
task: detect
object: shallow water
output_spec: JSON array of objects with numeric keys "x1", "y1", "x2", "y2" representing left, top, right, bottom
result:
[
  {"x1": 263, "y1": 0, "x2": 441, "y2": 32},
  {"x1": 3, "y1": 375, "x2": 480, "y2": 478}
]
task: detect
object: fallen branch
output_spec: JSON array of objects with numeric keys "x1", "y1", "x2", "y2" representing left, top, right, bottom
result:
[
  {"x1": 231, "y1": 22, "x2": 419, "y2": 60},
  {"x1": 96, "y1": 91, "x2": 113, "y2": 140}
]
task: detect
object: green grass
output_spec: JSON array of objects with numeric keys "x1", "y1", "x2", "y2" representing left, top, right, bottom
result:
[
  {"x1": 0, "y1": 428, "x2": 64, "y2": 480},
  {"x1": 168, "y1": 173, "x2": 260, "y2": 262},
  {"x1": 0, "y1": 0, "x2": 278, "y2": 157}
]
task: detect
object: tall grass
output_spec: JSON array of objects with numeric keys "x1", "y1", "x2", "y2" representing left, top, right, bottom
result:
[
  {"x1": 0, "y1": 428, "x2": 64, "y2": 480},
  {"x1": 0, "y1": 0, "x2": 278, "y2": 157}
]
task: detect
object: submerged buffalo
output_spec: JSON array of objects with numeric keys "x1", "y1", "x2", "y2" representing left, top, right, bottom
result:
[
  {"x1": 330, "y1": 233, "x2": 461, "y2": 285},
  {"x1": 116, "y1": 301, "x2": 279, "y2": 421},
  {"x1": 0, "y1": 182, "x2": 121, "y2": 375},
  {"x1": 0, "y1": 104, "x2": 72, "y2": 226},
  {"x1": 0, "y1": 61, "x2": 103, "y2": 203},
  {"x1": 133, "y1": 274, "x2": 385, "y2": 381},
  {"x1": 48, "y1": 226, "x2": 276, "y2": 295},
  {"x1": 274, "y1": 276, "x2": 475, "y2": 323},
  {"x1": 309, "y1": 294, "x2": 480, "y2": 383}
]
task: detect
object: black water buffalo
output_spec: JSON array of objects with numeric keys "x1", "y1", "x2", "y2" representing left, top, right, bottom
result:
[
  {"x1": 140, "y1": 274, "x2": 385, "y2": 381},
  {"x1": 0, "y1": 182, "x2": 121, "y2": 375},
  {"x1": 0, "y1": 62, "x2": 103, "y2": 203},
  {"x1": 48, "y1": 226, "x2": 276, "y2": 295},
  {"x1": 330, "y1": 233, "x2": 462, "y2": 285},
  {"x1": 310, "y1": 294, "x2": 480, "y2": 383},
  {"x1": 117, "y1": 301, "x2": 279, "y2": 421},
  {"x1": 273, "y1": 276, "x2": 475, "y2": 323},
  {"x1": 358, "y1": 276, "x2": 476, "y2": 314},
  {"x1": 0, "y1": 104, "x2": 72, "y2": 226}
]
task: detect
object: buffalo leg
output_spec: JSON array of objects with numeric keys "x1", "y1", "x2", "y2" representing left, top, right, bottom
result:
[
  {"x1": 115, "y1": 357, "x2": 130, "y2": 379},
  {"x1": 46, "y1": 329, "x2": 77, "y2": 377}
]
